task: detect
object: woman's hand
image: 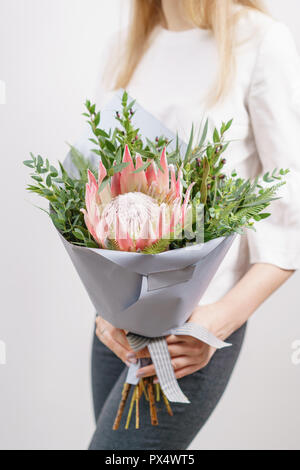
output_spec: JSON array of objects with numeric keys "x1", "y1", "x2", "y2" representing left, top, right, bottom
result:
[
  {"x1": 134, "y1": 303, "x2": 228, "y2": 382},
  {"x1": 95, "y1": 316, "x2": 136, "y2": 366},
  {"x1": 127, "y1": 264, "x2": 294, "y2": 381}
]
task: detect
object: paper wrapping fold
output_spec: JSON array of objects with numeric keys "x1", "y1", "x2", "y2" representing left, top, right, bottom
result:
[{"x1": 60, "y1": 233, "x2": 236, "y2": 337}]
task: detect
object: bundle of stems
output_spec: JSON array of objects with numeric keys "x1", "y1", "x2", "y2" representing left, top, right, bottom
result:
[{"x1": 113, "y1": 377, "x2": 173, "y2": 430}]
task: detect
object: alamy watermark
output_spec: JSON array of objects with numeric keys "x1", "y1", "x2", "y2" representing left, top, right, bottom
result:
[
  {"x1": 291, "y1": 339, "x2": 300, "y2": 366},
  {"x1": 0, "y1": 340, "x2": 6, "y2": 365},
  {"x1": 0, "y1": 80, "x2": 6, "y2": 104}
]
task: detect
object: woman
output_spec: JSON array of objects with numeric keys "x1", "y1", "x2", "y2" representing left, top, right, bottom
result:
[{"x1": 89, "y1": 0, "x2": 300, "y2": 450}]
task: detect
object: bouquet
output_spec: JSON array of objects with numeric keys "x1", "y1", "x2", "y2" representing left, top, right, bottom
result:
[{"x1": 24, "y1": 91, "x2": 288, "y2": 429}]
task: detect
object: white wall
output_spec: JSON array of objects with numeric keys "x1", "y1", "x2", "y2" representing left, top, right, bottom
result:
[{"x1": 0, "y1": 0, "x2": 299, "y2": 450}]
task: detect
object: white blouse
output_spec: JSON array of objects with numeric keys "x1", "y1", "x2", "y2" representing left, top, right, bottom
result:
[{"x1": 96, "y1": 9, "x2": 300, "y2": 305}]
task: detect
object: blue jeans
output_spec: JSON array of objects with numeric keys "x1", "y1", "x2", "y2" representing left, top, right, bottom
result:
[{"x1": 89, "y1": 323, "x2": 247, "y2": 450}]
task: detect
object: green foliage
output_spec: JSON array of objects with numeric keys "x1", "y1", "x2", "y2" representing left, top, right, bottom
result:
[
  {"x1": 141, "y1": 238, "x2": 171, "y2": 254},
  {"x1": 24, "y1": 153, "x2": 98, "y2": 247},
  {"x1": 69, "y1": 144, "x2": 91, "y2": 180},
  {"x1": 182, "y1": 119, "x2": 289, "y2": 241},
  {"x1": 84, "y1": 92, "x2": 170, "y2": 184},
  {"x1": 24, "y1": 92, "x2": 289, "y2": 251}
]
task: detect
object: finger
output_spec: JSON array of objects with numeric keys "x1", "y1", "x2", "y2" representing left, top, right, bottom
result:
[
  {"x1": 99, "y1": 330, "x2": 131, "y2": 363},
  {"x1": 95, "y1": 316, "x2": 103, "y2": 330},
  {"x1": 96, "y1": 317, "x2": 134, "y2": 354},
  {"x1": 166, "y1": 334, "x2": 207, "y2": 350},
  {"x1": 137, "y1": 356, "x2": 194, "y2": 379},
  {"x1": 166, "y1": 334, "x2": 199, "y2": 344},
  {"x1": 96, "y1": 323, "x2": 133, "y2": 362},
  {"x1": 136, "y1": 363, "x2": 156, "y2": 378},
  {"x1": 136, "y1": 347, "x2": 151, "y2": 359},
  {"x1": 167, "y1": 343, "x2": 196, "y2": 358},
  {"x1": 165, "y1": 334, "x2": 185, "y2": 344},
  {"x1": 174, "y1": 365, "x2": 199, "y2": 380},
  {"x1": 111, "y1": 328, "x2": 132, "y2": 352}
]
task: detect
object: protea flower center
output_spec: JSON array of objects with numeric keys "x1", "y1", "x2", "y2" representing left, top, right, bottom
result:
[
  {"x1": 100, "y1": 192, "x2": 162, "y2": 246},
  {"x1": 82, "y1": 145, "x2": 194, "y2": 252}
]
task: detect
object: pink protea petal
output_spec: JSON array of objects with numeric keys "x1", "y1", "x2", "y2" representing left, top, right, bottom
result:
[
  {"x1": 170, "y1": 164, "x2": 176, "y2": 192},
  {"x1": 80, "y1": 208, "x2": 101, "y2": 246},
  {"x1": 137, "y1": 216, "x2": 158, "y2": 250},
  {"x1": 135, "y1": 154, "x2": 148, "y2": 193},
  {"x1": 89, "y1": 178, "x2": 101, "y2": 207},
  {"x1": 124, "y1": 144, "x2": 135, "y2": 168},
  {"x1": 165, "y1": 164, "x2": 177, "y2": 202},
  {"x1": 135, "y1": 215, "x2": 156, "y2": 250},
  {"x1": 97, "y1": 161, "x2": 112, "y2": 205},
  {"x1": 99, "y1": 185, "x2": 112, "y2": 206},
  {"x1": 117, "y1": 229, "x2": 134, "y2": 252},
  {"x1": 182, "y1": 183, "x2": 195, "y2": 226},
  {"x1": 95, "y1": 218, "x2": 109, "y2": 248},
  {"x1": 157, "y1": 205, "x2": 166, "y2": 240},
  {"x1": 98, "y1": 161, "x2": 107, "y2": 186},
  {"x1": 168, "y1": 199, "x2": 181, "y2": 236},
  {"x1": 148, "y1": 181, "x2": 159, "y2": 198},
  {"x1": 88, "y1": 169, "x2": 98, "y2": 189},
  {"x1": 157, "y1": 147, "x2": 169, "y2": 195},
  {"x1": 111, "y1": 161, "x2": 121, "y2": 198},
  {"x1": 85, "y1": 183, "x2": 91, "y2": 210},
  {"x1": 120, "y1": 145, "x2": 136, "y2": 193},
  {"x1": 145, "y1": 160, "x2": 157, "y2": 187},
  {"x1": 114, "y1": 212, "x2": 131, "y2": 251},
  {"x1": 176, "y1": 165, "x2": 183, "y2": 199},
  {"x1": 122, "y1": 233, "x2": 135, "y2": 251},
  {"x1": 135, "y1": 237, "x2": 148, "y2": 251},
  {"x1": 111, "y1": 172, "x2": 121, "y2": 198},
  {"x1": 86, "y1": 169, "x2": 100, "y2": 206}
]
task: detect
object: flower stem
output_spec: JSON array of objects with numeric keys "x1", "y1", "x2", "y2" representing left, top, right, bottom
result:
[
  {"x1": 147, "y1": 378, "x2": 158, "y2": 426},
  {"x1": 162, "y1": 391, "x2": 173, "y2": 416},
  {"x1": 135, "y1": 386, "x2": 140, "y2": 429},
  {"x1": 113, "y1": 383, "x2": 131, "y2": 431},
  {"x1": 125, "y1": 385, "x2": 138, "y2": 430},
  {"x1": 140, "y1": 378, "x2": 149, "y2": 401},
  {"x1": 155, "y1": 383, "x2": 161, "y2": 402}
]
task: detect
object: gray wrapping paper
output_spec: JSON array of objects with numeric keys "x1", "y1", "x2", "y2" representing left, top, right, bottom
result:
[
  {"x1": 61, "y1": 234, "x2": 235, "y2": 337},
  {"x1": 59, "y1": 92, "x2": 237, "y2": 403}
]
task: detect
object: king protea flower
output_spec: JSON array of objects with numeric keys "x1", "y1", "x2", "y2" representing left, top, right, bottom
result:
[{"x1": 81, "y1": 145, "x2": 194, "y2": 252}]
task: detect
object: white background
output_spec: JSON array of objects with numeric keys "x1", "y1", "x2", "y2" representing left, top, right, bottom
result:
[{"x1": 0, "y1": 0, "x2": 299, "y2": 450}]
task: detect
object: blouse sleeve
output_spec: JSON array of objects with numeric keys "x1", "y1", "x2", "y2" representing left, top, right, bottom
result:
[{"x1": 247, "y1": 21, "x2": 300, "y2": 270}]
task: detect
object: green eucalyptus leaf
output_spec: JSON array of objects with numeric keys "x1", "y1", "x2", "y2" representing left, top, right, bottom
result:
[
  {"x1": 225, "y1": 119, "x2": 233, "y2": 131},
  {"x1": 32, "y1": 175, "x2": 43, "y2": 183},
  {"x1": 73, "y1": 228, "x2": 85, "y2": 241},
  {"x1": 46, "y1": 175, "x2": 52, "y2": 187},
  {"x1": 213, "y1": 128, "x2": 220, "y2": 144},
  {"x1": 23, "y1": 160, "x2": 34, "y2": 168},
  {"x1": 94, "y1": 112, "x2": 101, "y2": 127},
  {"x1": 105, "y1": 139, "x2": 116, "y2": 153},
  {"x1": 199, "y1": 118, "x2": 209, "y2": 148},
  {"x1": 184, "y1": 124, "x2": 194, "y2": 164},
  {"x1": 133, "y1": 162, "x2": 150, "y2": 174},
  {"x1": 95, "y1": 128, "x2": 109, "y2": 138}
]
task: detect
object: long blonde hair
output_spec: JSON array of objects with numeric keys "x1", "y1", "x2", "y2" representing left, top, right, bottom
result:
[{"x1": 110, "y1": 0, "x2": 267, "y2": 105}]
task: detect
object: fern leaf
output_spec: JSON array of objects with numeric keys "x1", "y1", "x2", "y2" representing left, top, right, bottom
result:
[
  {"x1": 106, "y1": 239, "x2": 121, "y2": 251},
  {"x1": 142, "y1": 239, "x2": 170, "y2": 254}
]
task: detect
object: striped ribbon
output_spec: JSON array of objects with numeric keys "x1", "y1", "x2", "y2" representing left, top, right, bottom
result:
[{"x1": 126, "y1": 323, "x2": 231, "y2": 404}]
